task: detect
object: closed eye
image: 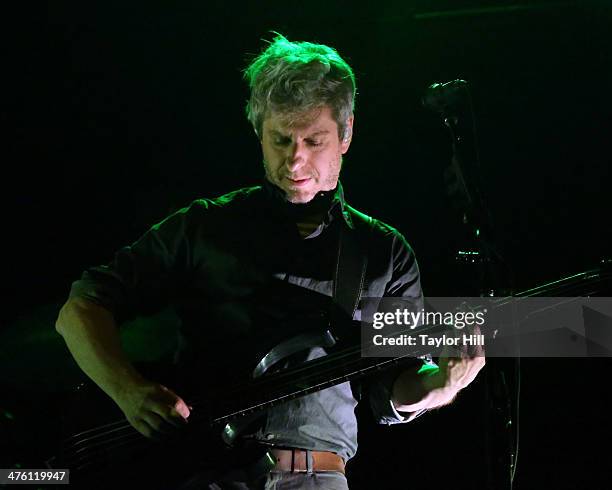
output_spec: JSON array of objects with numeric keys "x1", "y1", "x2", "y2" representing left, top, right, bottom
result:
[{"x1": 273, "y1": 137, "x2": 292, "y2": 146}]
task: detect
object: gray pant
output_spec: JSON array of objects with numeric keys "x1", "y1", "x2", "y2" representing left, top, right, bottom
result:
[
  {"x1": 208, "y1": 471, "x2": 349, "y2": 490},
  {"x1": 178, "y1": 447, "x2": 349, "y2": 490}
]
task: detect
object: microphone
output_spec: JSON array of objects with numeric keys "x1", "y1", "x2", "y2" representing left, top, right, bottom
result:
[{"x1": 422, "y1": 79, "x2": 469, "y2": 113}]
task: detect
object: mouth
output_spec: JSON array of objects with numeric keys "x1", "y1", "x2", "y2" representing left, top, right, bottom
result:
[{"x1": 286, "y1": 177, "x2": 312, "y2": 187}]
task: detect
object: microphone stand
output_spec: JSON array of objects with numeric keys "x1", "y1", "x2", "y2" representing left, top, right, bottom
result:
[{"x1": 425, "y1": 81, "x2": 518, "y2": 489}]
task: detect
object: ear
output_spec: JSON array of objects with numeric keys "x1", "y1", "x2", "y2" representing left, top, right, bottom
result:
[{"x1": 340, "y1": 115, "x2": 354, "y2": 154}]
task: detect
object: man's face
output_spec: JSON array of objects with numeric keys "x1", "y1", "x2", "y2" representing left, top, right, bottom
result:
[{"x1": 261, "y1": 105, "x2": 353, "y2": 204}]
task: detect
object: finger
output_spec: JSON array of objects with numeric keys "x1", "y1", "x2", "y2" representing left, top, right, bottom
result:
[
  {"x1": 130, "y1": 417, "x2": 160, "y2": 440},
  {"x1": 142, "y1": 412, "x2": 176, "y2": 435},
  {"x1": 170, "y1": 408, "x2": 190, "y2": 426},
  {"x1": 149, "y1": 403, "x2": 189, "y2": 429},
  {"x1": 164, "y1": 410, "x2": 189, "y2": 428},
  {"x1": 156, "y1": 386, "x2": 191, "y2": 420},
  {"x1": 172, "y1": 398, "x2": 191, "y2": 420},
  {"x1": 440, "y1": 357, "x2": 473, "y2": 389},
  {"x1": 456, "y1": 358, "x2": 486, "y2": 388}
]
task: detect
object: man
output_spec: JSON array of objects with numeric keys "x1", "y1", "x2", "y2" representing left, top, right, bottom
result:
[{"x1": 56, "y1": 34, "x2": 484, "y2": 489}]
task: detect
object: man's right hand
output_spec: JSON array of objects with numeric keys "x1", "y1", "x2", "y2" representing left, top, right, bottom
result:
[
  {"x1": 113, "y1": 380, "x2": 191, "y2": 439},
  {"x1": 56, "y1": 298, "x2": 190, "y2": 438},
  {"x1": 56, "y1": 298, "x2": 192, "y2": 440}
]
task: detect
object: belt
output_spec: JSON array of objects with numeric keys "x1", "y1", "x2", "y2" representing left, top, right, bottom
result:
[{"x1": 269, "y1": 448, "x2": 345, "y2": 474}]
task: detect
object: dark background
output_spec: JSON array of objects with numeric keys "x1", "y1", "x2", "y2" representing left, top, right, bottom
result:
[{"x1": 2, "y1": 1, "x2": 611, "y2": 488}]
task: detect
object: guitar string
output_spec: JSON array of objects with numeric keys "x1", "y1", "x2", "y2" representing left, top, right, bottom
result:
[
  {"x1": 65, "y1": 405, "x2": 219, "y2": 468},
  {"x1": 67, "y1": 417, "x2": 133, "y2": 441},
  {"x1": 70, "y1": 433, "x2": 145, "y2": 469},
  {"x1": 67, "y1": 424, "x2": 137, "y2": 464},
  {"x1": 63, "y1": 400, "x2": 213, "y2": 466}
]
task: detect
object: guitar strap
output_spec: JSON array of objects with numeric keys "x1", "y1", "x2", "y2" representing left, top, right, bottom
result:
[
  {"x1": 332, "y1": 205, "x2": 375, "y2": 400},
  {"x1": 332, "y1": 204, "x2": 374, "y2": 320}
]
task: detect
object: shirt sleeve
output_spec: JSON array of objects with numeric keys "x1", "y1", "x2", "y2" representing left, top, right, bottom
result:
[
  {"x1": 69, "y1": 201, "x2": 203, "y2": 323},
  {"x1": 367, "y1": 229, "x2": 432, "y2": 425}
]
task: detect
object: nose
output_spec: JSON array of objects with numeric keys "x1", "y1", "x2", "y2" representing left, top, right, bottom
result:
[{"x1": 285, "y1": 141, "x2": 307, "y2": 172}]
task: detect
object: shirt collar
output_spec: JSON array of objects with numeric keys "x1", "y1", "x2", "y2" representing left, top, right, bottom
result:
[
  {"x1": 331, "y1": 182, "x2": 354, "y2": 228},
  {"x1": 261, "y1": 179, "x2": 353, "y2": 229}
]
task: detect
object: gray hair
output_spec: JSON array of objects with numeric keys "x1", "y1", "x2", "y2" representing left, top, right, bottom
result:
[{"x1": 243, "y1": 33, "x2": 356, "y2": 140}]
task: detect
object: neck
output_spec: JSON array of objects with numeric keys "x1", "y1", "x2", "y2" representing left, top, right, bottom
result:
[{"x1": 264, "y1": 180, "x2": 339, "y2": 222}]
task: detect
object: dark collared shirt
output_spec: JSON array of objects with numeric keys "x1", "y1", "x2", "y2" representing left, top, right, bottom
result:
[{"x1": 70, "y1": 181, "x2": 425, "y2": 461}]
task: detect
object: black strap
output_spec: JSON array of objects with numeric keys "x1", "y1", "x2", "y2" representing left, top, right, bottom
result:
[
  {"x1": 332, "y1": 205, "x2": 374, "y2": 402},
  {"x1": 332, "y1": 205, "x2": 374, "y2": 321}
]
